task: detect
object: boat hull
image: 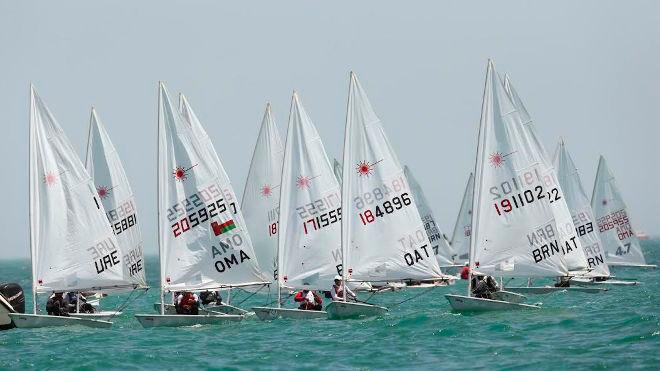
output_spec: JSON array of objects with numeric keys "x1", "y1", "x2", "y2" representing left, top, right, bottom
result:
[
  {"x1": 153, "y1": 303, "x2": 249, "y2": 316},
  {"x1": 69, "y1": 311, "x2": 122, "y2": 321},
  {"x1": 608, "y1": 263, "x2": 657, "y2": 269},
  {"x1": 8, "y1": 313, "x2": 112, "y2": 329},
  {"x1": 135, "y1": 314, "x2": 243, "y2": 328},
  {"x1": 571, "y1": 278, "x2": 638, "y2": 286},
  {"x1": 445, "y1": 294, "x2": 539, "y2": 312},
  {"x1": 325, "y1": 301, "x2": 388, "y2": 320},
  {"x1": 251, "y1": 307, "x2": 327, "y2": 321},
  {"x1": 491, "y1": 290, "x2": 527, "y2": 304},
  {"x1": 504, "y1": 286, "x2": 607, "y2": 294}
]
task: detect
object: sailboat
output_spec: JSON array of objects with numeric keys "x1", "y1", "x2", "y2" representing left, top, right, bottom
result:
[
  {"x1": 80, "y1": 108, "x2": 149, "y2": 320},
  {"x1": 252, "y1": 92, "x2": 341, "y2": 320},
  {"x1": 449, "y1": 173, "x2": 474, "y2": 263},
  {"x1": 241, "y1": 103, "x2": 284, "y2": 283},
  {"x1": 10, "y1": 86, "x2": 138, "y2": 329},
  {"x1": 327, "y1": 72, "x2": 445, "y2": 319},
  {"x1": 445, "y1": 61, "x2": 587, "y2": 311},
  {"x1": 404, "y1": 165, "x2": 458, "y2": 273},
  {"x1": 134, "y1": 83, "x2": 266, "y2": 327},
  {"x1": 497, "y1": 74, "x2": 604, "y2": 295},
  {"x1": 553, "y1": 140, "x2": 637, "y2": 286},
  {"x1": 591, "y1": 156, "x2": 656, "y2": 269}
]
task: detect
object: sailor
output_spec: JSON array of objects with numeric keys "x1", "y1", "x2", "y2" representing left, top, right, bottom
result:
[
  {"x1": 45, "y1": 292, "x2": 68, "y2": 316},
  {"x1": 485, "y1": 276, "x2": 500, "y2": 293},
  {"x1": 64, "y1": 292, "x2": 95, "y2": 313},
  {"x1": 331, "y1": 275, "x2": 356, "y2": 302},
  {"x1": 460, "y1": 262, "x2": 470, "y2": 280},
  {"x1": 293, "y1": 290, "x2": 323, "y2": 311},
  {"x1": 199, "y1": 290, "x2": 222, "y2": 306},
  {"x1": 175, "y1": 291, "x2": 200, "y2": 315},
  {"x1": 470, "y1": 275, "x2": 490, "y2": 298},
  {"x1": 555, "y1": 276, "x2": 571, "y2": 288}
]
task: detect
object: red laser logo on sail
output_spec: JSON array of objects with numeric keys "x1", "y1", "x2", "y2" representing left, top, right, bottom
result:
[
  {"x1": 44, "y1": 171, "x2": 58, "y2": 186},
  {"x1": 173, "y1": 164, "x2": 198, "y2": 181},
  {"x1": 356, "y1": 159, "x2": 382, "y2": 177},
  {"x1": 296, "y1": 175, "x2": 311, "y2": 189},
  {"x1": 489, "y1": 151, "x2": 516, "y2": 168},
  {"x1": 261, "y1": 184, "x2": 272, "y2": 197},
  {"x1": 96, "y1": 185, "x2": 114, "y2": 200}
]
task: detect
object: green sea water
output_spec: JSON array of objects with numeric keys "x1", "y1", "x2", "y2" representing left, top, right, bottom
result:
[{"x1": 1, "y1": 240, "x2": 658, "y2": 370}]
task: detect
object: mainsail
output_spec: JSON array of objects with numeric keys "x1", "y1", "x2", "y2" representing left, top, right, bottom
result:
[
  {"x1": 501, "y1": 73, "x2": 588, "y2": 272},
  {"x1": 85, "y1": 108, "x2": 147, "y2": 287},
  {"x1": 591, "y1": 156, "x2": 647, "y2": 266},
  {"x1": 241, "y1": 103, "x2": 285, "y2": 280},
  {"x1": 277, "y1": 92, "x2": 342, "y2": 290},
  {"x1": 158, "y1": 83, "x2": 266, "y2": 292},
  {"x1": 341, "y1": 72, "x2": 444, "y2": 282},
  {"x1": 404, "y1": 165, "x2": 456, "y2": 266},
  {"x1": 29, "y1": 86, "x2": 132, "y2": 296},
  {"x1": 553, "y1": 140, "x2": 610, "y2": 277},
  {"x1": 470, "y1": 61, "x2": 581, "y2": 278},
  {"x1": 450, "y1": 173, "x2": 474, "y2": 262}
]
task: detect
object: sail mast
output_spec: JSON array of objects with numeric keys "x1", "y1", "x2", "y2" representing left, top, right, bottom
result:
[
  {"x1": 467, "y1": 61, "x2": 493, "y2": 297},
  {"x1": 157, "y1": 82, "x2": 165, "y2": 315},
  {"x1": 28, "y1": 85, "x2": 37, "y2": 314}
]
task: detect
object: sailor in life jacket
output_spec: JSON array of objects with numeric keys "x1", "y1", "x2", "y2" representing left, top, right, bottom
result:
[
  {"x1": 331, "y1": 275, "x2": 357, "y2": 301},
  {"x1": 175, "y1": 292, "x2": 200, "y2": 315},
  {"x1": 294, "y1": 289, "x2": 323, "y2": 311}
]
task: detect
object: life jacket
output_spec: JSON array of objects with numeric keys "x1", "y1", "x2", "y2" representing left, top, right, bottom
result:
[{"x1": 460, "y1": 266, "x2": 470, "y2": 280}]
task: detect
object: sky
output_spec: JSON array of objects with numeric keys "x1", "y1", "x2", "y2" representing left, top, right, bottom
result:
[{"x1": 1, "y1": 1, "x2": 658, "y2": 259}]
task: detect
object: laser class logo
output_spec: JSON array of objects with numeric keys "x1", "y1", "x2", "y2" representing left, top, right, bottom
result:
[
  {"x1": 96, "y1": 185, "x2": 116, "y2": 200},
  {"x1": 296, "y1": 174, "x2": 320, "y2": 189},
  {"x1": 44, "y1": 171, "x2": 58, "y2": 186},
  {"x1": 172, "y1": 163, "x2": 198, "y2": 181},
  {"x1": 488, "y1": 151, "x2": 516, "y2": 168},
  {"x1": 356, "y1": 159, "x2": 383, "y2": 177},
  {"x1": 261, "y1": 184, "x2": 280, "y2": 198}
]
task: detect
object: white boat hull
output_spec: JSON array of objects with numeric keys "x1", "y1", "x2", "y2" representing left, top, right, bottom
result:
[
  {"x1": 571, "y1": 278, "x2": 638, "y2": 286},
  {"x1": 504, "y1": 286, "x2": 607, "y2": 294},
  {"x1": 445, "y1": 294, "x2": 539, "y2": 312},
  {"x1": 1, "y1": 296, "x2": 15, "y2": 330},
  {"x1": 154, "y1": 303, "x2": 249, "y2": 316},
  {"x1": 608, "y1": 263, "x2": 656, "y2": 269},
  {"x1": 135, "y1": 314, "x2": 243, "y2": 328},
  {"x1": 69, "y1": 311, "x2": 122, "y2": 321},
  {"x1": 251, "y1": 307, "x2": 327, "y2": 321},
  {"x1": 491, "y1": 290, "x2": 527, "y2": 304},
  {"x1": 325, "y1": 301, "x2": 388, "y2": 320},
  {"x1": 8, "y1": 313, "x2": 112, "y2": 329}
]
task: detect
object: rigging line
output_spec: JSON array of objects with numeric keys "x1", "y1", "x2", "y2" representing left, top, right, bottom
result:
[
  {"x1": 236, "y1": 284, "x2": 267, "y2": 305},
  {"x1": 265, "y1": 292, "x2": 294, "y2": 307},
  {"x1": 388, "y1": 285, "x2": 438, "y2": 309},
  {"x1": 108, "y1": 287, "x2": 148, "y2": 320}
]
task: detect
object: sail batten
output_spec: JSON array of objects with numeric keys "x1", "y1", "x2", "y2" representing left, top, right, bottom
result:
[{"x1": 341, "y1": 73, "x2": 443, "y2": 282}]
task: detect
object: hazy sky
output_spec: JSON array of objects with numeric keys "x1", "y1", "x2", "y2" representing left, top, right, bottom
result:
[{"x1": 1, "y1": 1, "x2": 658, "y2": 259}]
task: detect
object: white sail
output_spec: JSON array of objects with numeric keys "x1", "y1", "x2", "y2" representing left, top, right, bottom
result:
[
  {"x1": 241, "y1": 103, "x2": 284, "y2": 281},
  {"x1": 450, "y1": 173, "x2": 474, "y2": 262},
  {"x1": 85, "y1": 108, "x2": 147, "y2": 287},
  {"x1": 553, "y1": 140, "x2": 610, "y2": 277},
  {"x1": 158, "y1": 83, "x2": 266, "y2": 292},
  {"x1": 470, "y1": 61, "x2": 582, "y2": 278},
  {"x1": 404, "y1": 165, "x2": 456, "y2": 265},
  {"x1": 277, "y1": 92, "x2": 342, "y2": 290},
  {"x1": 591, "y1": 156, "x2": 647, "y2": 266},
  {"x1": 333, "y1": 158, "x2": 343, "y2": 182},
  {"x1": 341, "y1": 73, "x2": 443, "y2": 282},
  {"x1": 29, "y1": 86, "x2": 132, "y2": 294},
  {"x1": 502, "y1": 73, "x2": 588, "y2": 273}
]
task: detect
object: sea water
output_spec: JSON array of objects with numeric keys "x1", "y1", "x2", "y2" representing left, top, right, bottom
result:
[{"x1": 1, "y1": 240, "x2": 658, "y2": 369}]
